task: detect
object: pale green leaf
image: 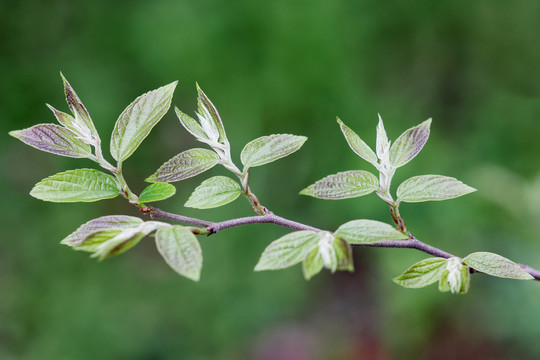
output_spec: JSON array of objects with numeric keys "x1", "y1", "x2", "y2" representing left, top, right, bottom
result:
[
  {"x1": 337, "y1": 118, "x2": 377, "y2": 165},
  {"x1": 439, "y1": 265, "x2": 470, "y2": 294},
  {"x1": 302, "y1": 247, "x2": 324, "y2": 280},
  {"x1": 254, "y1": 231, "x2": 320, "y2": 271},
  {"x1": 175, "y1": 107, "x2": 208, "y2": 140},
  {"x1": 30, "y1": 169, "x2": 121, "y2": 202},
  {"x1": 10, "y1": 124, "x2": 92, "y2": 158},
  {"x1": 376, "y1": 114, "x2": 390, "y2": 160},
  {"x1": 61, "y1": 73, "x2": 99, "y2": 141},
  {"x1": 196, "y1": 84, "x2": 228, "y2": 143},
  {"x1": 463, "y1": 252, "x2": 534, "y2": 280},
  {"x1": 335, "y1": 219, "x2": 409, "y2": 244},
  {"x1": 155, "y1": 225, "x2": 203, "y2": 281},
  {"x1": 397, "y1": 175, "x2": 476, "y2": 203},
  {"x1": 46, "y1": 104, "x2": 85, "y2": 138},
  {"x1": 390, "y1": 119, "x2": 431, "y2": 168},
  {"x1": 299, "y1": 170, "x2": 379, "y2": 199},
  {"x1": 241, "y1": 134, "x2": 307, "y2": 169},
  {"x1": 334, "y1": 237, "x2": 354, "y2": 272},
  {"x1": 139, "y1": 182, "x2": 176, "y2": 203},
  {"x1": 110, "y1": 81, "x2": 178, "y2": 161},
  {"x1": 393, "y1": 257, "x2": 447, "y2": 288},
  {"x1": 185, "y1": 176, "x2": 242, "y2": 209},
  {"x1": 146, "y1": 148, "x2": 220, "y2": 183}
]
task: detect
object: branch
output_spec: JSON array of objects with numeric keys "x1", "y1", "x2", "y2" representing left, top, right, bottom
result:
[{"x1": 148, "y1": 206, "x2": 540, "y2": 280}]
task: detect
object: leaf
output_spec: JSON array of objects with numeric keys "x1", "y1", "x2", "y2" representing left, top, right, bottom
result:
[
  {"x1": 439, "y1": 264, "x2": 470, "y2": 294},
  {"x1": 9, "y1": 124, "x2": 92, "y2": 158},
  {"x1": 335, "y1": 219, "x2": 409, "y2": 244},
  {"x1": 302, "y1": 247, "x2": 324, "y2": 280},
  {"x1": 299, "y1": 170, "x2": 379, "y2": 199},
  {"x1": 61, "y1": 73, "x2": 99, "y2": 141},
  {"x1": 146, "y1": 148, "x2": 220, "y2": 183},
  {"x1": 463, "y1": 252, "x2": 534, "y2": 280},
  {"x1": 30, "y1": 168, "x2": 121, "y2": 202},
  {"x1": 337, "y1": 118, "x2": 378, "y2": 166},
  {"x1": 175, "y1": 107, "x2": 208, "y2": 140},
  {"x1": 393, "y1": 257, "x2": 447, "y2": 288},
  {"x1": 184, "y1": 176, "x2": 242, "y2": 209},
  {"x1": 61, "y1": 215, "x2": 144, "y2": 248},
  {"x1": 397, "y1": 175, "x2": 476, "y2": 203},
  {"x1": 241, "y1": 134, "x2": 307, "y2": 169},
  {"x1": 333, "y1": 237, "x2": 354, "y2": 272},
  {"x1": 196, "y1": 84, "x2": 227, "y2": 143},
  {"x1": 110, "y1": 81, "x2": 178, "y2": 162},
  {"x1": 254, "y1": 231, "x2": 320, "y2": 271},
  {"x1": 46, "y1": 104, "x2": 84, "y2": 137},
  {"x1": 139, "y1": 182, "x2": 176, "y2": 203},
  {"x1": 376, "y1": 114, "x2": 390, "y2": 161},
  {"x1": 155, "y1": 225, "x2": 203, "y2": 281},
  {"x1": 389, "y1": 119, "x2": 431, "y2": 168}
]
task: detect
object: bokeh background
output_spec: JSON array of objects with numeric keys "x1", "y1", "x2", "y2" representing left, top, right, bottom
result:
[{"x1": 2, "y1": 1, "x2": 540, "y2": 359}]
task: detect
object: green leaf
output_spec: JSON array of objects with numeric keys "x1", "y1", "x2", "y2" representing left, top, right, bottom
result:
[
  {"x1": 61, "y1": 215, "x2": 144, "y2": 248},
  {"x1": 335, "y1": 219, "x2": 409, "y2": 244},
  {"x1": 463, "y1": 252, "x2": 534, "y2": 280},
  {"x1": 439, "y1": 262, "x2": 470, "y2": 294},
  {"x1": 393, "y1": 257, "x2": 447, "y2": 288},
  {"x1": 254, "y1": 231, "x2": 320, "y2": 271},
  {"x1": 397, "y1": 175, "x2": 476, "y2": 203},
  {"x1": 30, "y1": 168, "x2": 121, "y2": 202},
  {"x1": 10, "y1": 124, "x2": 92, "y2": 158},
  {"x1": 155, "y1": 225, "x2": 203, "y2": 281},
  {"x1": 389, "y1": 119, "x2": 431, "y2": 168},
  {"x1": 185, "y1": 176, "x2": 242, "y2": 209},
  {"x1": 139, "y1": 182, "x2": 176, "y2": 203},
  {"x1": 61, "y1": 73, "x2": 99, "y2": 141},
  {"x1": 376, "y1": 114, "x2": 390, "y2": 161},
  {"x1": 175, "y1": 107, "x2": 208, "y2": 140},
  {"x1": 302, "y1": 247, "x2": 324, "y2": 280},
  {"x1": 299, "y1": 170, "x2": 379, "y2": 199},
  {"x1": 110, "y1": 81, "x2": 178, "y2": 162},
  {"x1": 337, "y1": 118, "x2": 378, "y2": 166},
  {"x1": 146, "y1": 148, "x2": 220, "y2": 183},
  {"x1": 333, "y1": 237, "x2": 354, "y2": 272},
  {"x1": 241, "y1": 134, "x2": 307, "y2": 169},
  {"x1": 46, "y1": 104, "x2": 88, "y2": 140},
  {"x1": 196, "y1": 84, "x2": 228, "y2": 143}
]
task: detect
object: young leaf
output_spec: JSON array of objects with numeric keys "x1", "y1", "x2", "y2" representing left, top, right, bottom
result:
[
  {"x1": 30, "y1": 168, "x2": 121, "y2": 202},
  {"x1": 393, "y1": 257, "x2": 447, "y2": 288},
  {"x1": 397, "y1": 175, "x2": 476, "y2": 203},
  {"x1": 376, "y1": 114, "x2": 390, "y2": 161},
  {"x1": 10, "y1": 124, "x2": 92, "y2": 158},
  {"x1": 337, "y1": 118, "x2": 378, "y2": 166},
  {"x1": 61, "y1": 215, "x2": 144, "y2": 247},
  {"x1": 146, "y1": 148, "x2": 220, "y2": 183},
  {"x1": 110, "y1": 81, "x2": 178, "y2": 162},
  {"x1": 61, "y1": 73, "x2": 99, "y2": 141},
  {"x1": 46, "y1": 104, "x2": 89, "y2": 139},
  {"x1": 299, "y1": 170, "x2": 379, "y2": 200},
  {"x1": 184, "y1": 176, "x2": 242, "y2": 209},
  {"x1": 139, "y1": 182, "x2": 176, "y2": 203},
  {"x1": 196, "y1": 84, "x2": 228, "y2": 143},
  {"x1": 175, "y1": 107, "x2": 208, "y2": 141},
  {"x1": 333, "y1": 237, "x2": 354, "y2": 272},
  {"x1": 439, "y1": 259, "x2": 470, "y2": 294},
  {"x1": 335, "y1": 219, "x2": 409, "y2": 244},
  {"x1": 240, "y1": 134, "x2": 307, "y2": 169},
  {"x1": 302, "y1": 247, "x2": 324, "y2": 280},
  {"x1": 463, "y1": 252, "x2": 534, "y2": 280},
  {"x1": 389, "y1": 119, "x2": 431, "y2": 168},
  {"x1": 155, "y1": 225, "x2": 203, "y2": 281},
  {"x1": 254, "y1": 231, "x2": 320, "y2": 271}
]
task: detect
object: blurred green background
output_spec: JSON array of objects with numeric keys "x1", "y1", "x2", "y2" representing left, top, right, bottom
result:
[{"x1": 2, "y1": 1, "x2": 540, "y2": 359}]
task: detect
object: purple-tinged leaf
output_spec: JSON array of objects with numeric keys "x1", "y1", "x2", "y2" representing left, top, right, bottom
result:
[
  {"x1": 300, "y1": 170, "x2": 379, "y2": 200},
  {"x1": 61, "y1": 215, "x2": 144, "y2": 247},
  {"x1": 10, "y1": 124, "x2": 92, "y2": 158},
  {"x1": 390, "y1": 119, "x2": 431, "y2": 168},
  {"x1": 146, "y1": 148, "x2": 220, "y2": 183},
  {"x1": 61, "y1": 73, "x2": 99, "y2": 141}
]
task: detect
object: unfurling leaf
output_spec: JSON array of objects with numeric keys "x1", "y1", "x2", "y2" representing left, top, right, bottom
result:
[
  {"x1": 110, "y1": 81, "x2": 177, "y2": 162},
  {"x1": 335, "y1": 219, "x2": 409, "y2": 244},
  {"x1": 61, "y1": 73, "x2": 99, "y2": 142},
  {"x1": 376, "y1": 114, "x2": 390, "y2": 161},
  {"x1": 139, "y1": 182, "x2": 176, "y2": 203},
  {"x1": 175, "y1": 107, "x2": 209, "y2": 141},
  {"x1": 302, "y1": 247, "x2": 324, "y2": 280},
  {"x1": 241, "y1": 134, "x2": 307, "y2": 169},
  {"x1": 337, "y1": 118, "x2": 377, "y2": 166},
  {"x1": 299, "y1": 170, "x2": 379, "y2": 199},
  {"x1": 254, "y1": 231, "x2": 320, "y2": 271},
  {"x1": 439, "y1": 257, "x2": 470, "y2": 294},
  {"x1": 397, "y1": 175, "x2": 476, "y2": 203},
  {"x1": 185, "y1": 176, "x2": 242, "y2": 209},
  {"x1": 196, "y1": 84, "x2": 228, "y2": 144},
  {"x1": 390, "y1": 118, "x2": 431, "y2": 168},
  {"x1": 155, "y1": 225, "x2": 203, "y2": 281},
  {"x1": 393, "y1": 257, "x2": 447, "y2": 288},
  {"x1": 10, "y1": 124, "x2": 92, "y2": 158},
  {"x1": 146, "y1": 148, "x2": 220, "y2": 183},
  {"x1": 463, "y1": 252, "x2": 533, "y2": 280},
  {"x1": 30, "y1": 168, "x2": 121, "y2": 202}
]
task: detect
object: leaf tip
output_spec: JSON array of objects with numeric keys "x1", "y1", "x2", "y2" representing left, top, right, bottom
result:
[{"x1": 8, "y1": 130, "x2": 20, "y2": 139}]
